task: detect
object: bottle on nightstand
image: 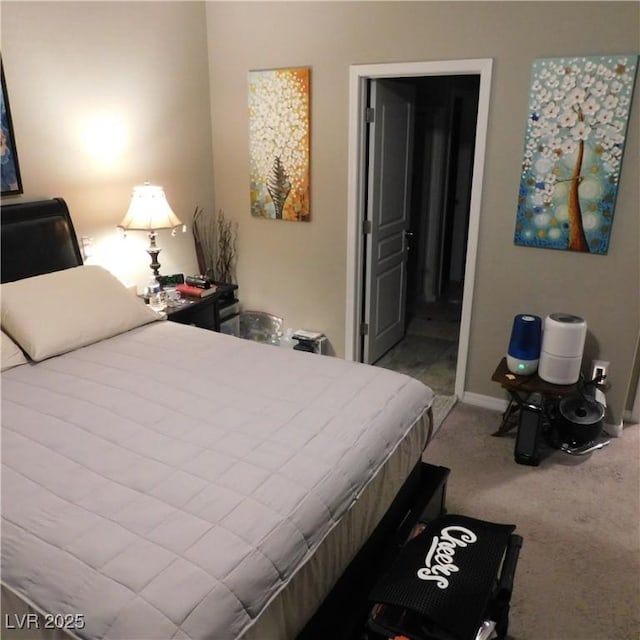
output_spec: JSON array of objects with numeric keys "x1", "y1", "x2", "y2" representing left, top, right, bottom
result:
[{"x1": 145, "y1": 277, "x2": 164, "y2": 312}]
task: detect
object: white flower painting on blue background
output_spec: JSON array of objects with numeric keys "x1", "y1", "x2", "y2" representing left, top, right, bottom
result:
[{"x1": 515, "y1": 55, "x2": 638, "y2": 254}]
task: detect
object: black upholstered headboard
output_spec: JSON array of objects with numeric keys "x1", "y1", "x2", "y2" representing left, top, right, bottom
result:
[{"x1": 1, "y1": 198, "x2": 83, "y2": 283}]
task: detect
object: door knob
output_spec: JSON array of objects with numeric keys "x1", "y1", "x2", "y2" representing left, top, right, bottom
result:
[{"x1": 403, "y1": 230, "x2": 414, "y2": 253}]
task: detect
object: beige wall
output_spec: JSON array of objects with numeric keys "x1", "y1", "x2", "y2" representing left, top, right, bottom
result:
[
  {"x1": 1, "y1": 1, "x2": 213, "y2": 290},
  {"x1": 1, "y1": 1, "x2": 637, "y2": 423},
  {"x1": 206, "y1": 1, "x2": 639, "y2": 424}
]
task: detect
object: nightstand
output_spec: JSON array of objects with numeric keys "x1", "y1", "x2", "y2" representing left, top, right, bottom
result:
[{"x1": 165, "y1": 283, "x2": 238, "y2": 332}]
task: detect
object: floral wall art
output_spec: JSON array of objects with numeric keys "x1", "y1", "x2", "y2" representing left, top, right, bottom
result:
[
  {"x1": 248, "y1": 67, "x2": 310, "y2": 221},
  {"x1": 514, "y1": 55, "x2": 638, "y2": 254},
  {"x1": 1, "y1": 59, "x2": 23, "y2": 195}
]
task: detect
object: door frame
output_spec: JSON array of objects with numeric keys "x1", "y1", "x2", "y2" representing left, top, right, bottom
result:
[{"x1": 345, "y1": 58, "x2": 493, "y2": 399}]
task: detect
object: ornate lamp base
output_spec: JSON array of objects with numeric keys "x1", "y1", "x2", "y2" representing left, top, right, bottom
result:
[{"x1": 147, "y1": 230, "x2": 162, "y2": 277}]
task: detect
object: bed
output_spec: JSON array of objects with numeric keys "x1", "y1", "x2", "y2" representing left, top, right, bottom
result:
[{"x1": 1, "y1": 198, "x2": 436, "y2": 640}]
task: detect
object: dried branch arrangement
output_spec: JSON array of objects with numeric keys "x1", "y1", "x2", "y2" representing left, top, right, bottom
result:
[
  {"x1": 192, "y1": 206, "x2": 214, "y2": 279},
  {"x1": 192, "y1": 207, "x2": 238, "y2": 284},
  {"x1": 215, "y1": 209, "x2": 238, "y2": 284}
]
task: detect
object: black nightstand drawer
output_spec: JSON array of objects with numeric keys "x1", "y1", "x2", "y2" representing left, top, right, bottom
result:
[{"x1": 168, "y1": 301, "x2": 215, "y2": 330}]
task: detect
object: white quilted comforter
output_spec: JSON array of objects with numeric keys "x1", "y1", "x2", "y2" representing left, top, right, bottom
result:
[{"x1": 1, "y1": 321, "x2": 433, "y2": 640}]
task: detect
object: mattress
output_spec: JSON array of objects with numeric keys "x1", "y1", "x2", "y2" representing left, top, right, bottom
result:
[{"x1": 1, "y1": 321, "x2": 434, "y2": 640}]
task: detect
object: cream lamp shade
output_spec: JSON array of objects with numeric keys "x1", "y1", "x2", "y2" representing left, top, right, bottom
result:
[
  {"x1": 119, "y1": 182, "x2": 182, "y2": 277},
  {"x1": 119, "y1": 182, "x2": 182, "y2": 231}
]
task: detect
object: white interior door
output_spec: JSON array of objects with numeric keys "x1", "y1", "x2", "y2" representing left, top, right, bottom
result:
[{"x1": 363, "y1": 79, "x2": 415, "y2": 364}]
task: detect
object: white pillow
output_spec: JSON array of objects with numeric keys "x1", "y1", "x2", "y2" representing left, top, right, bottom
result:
[
  {"x1": 1, "y1": 265, "x2": 161, "y2": 361},
  {"x1": 1, "y1": 330, "x2": 29, "y2": 371}
]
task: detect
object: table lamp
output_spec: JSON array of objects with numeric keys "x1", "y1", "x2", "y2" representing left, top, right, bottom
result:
[{"x1": 118, "y1": 182, "x2": 182, "y2": 277}]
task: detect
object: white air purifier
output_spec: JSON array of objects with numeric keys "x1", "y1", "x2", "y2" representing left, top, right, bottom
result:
[{"x1": 538, "y1": 313, "x2": 587, "y2": 385}]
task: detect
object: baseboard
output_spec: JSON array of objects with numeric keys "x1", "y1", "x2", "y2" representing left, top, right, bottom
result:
[
  {"x1": 603, "y1": 420, "x2": 623, "y2": 438},
  {"x1": 461, "y1": 391, "x2": 507, "y2": 412}
]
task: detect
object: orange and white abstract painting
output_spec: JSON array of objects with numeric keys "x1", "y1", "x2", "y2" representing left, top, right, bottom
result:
[{"x1": 248, "y1": 67, "x2": 310, "y2": 221}]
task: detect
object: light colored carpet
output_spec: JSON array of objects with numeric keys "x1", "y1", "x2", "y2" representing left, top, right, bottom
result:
[
  {"x1": 432, "y1": 394, "x2": 457, "y2": 433},
  {"x1": 423, "y1": 402, "x2": 640, "y2": 640}
]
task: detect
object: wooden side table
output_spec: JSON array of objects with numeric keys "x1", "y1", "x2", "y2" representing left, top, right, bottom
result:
[{"x1": 491, "y1": 357, "x2": 578, "y2": 436}]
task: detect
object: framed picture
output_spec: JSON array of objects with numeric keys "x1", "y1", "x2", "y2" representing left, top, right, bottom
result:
[
  {"x1": 514, "y1": 55, "x2": 638, "y2": 254},
  {"x1": 248, "y1": 67, "x2": 310, "y2": 221},
  {"x1": 1, "y1": 58, "x2": 23, "y2": 196}
]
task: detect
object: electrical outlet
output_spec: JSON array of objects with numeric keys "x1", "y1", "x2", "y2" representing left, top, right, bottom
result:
[
  {"x1": 80, "y1": 236, "x2": 94, "y2": 260},
  {"x1": 591, "y1": 360, "x2": 609, "y2": 385}
]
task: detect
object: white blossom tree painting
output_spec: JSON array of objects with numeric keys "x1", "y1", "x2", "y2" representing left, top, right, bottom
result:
[
  {"x1": 248, "y1": 67, "x2": 310, "y2": 221},
  {"x1": 515, "y1": 55, "x2": 637, "y2": 254}
]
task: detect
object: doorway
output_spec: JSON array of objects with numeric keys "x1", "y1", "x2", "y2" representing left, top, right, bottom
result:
[{"x1": 345, "y1": 59, "x2": 493, "y2": 399}]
